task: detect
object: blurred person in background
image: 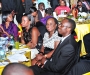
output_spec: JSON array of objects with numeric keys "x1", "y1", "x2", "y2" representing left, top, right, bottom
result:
[
  {"x1": 0, "y1": 11, "x2": 18, "y2": 40},
  {"x1": 25, "y1": 0, "x2": 33, "y2": 14},
  {"x1": 15, "y1": 0, "x2": 25, "y2": 24},
  {"x1": 29, "y1": 7, "x2": 38, "y2": 23},
  {"x1": 37, "y1": 0, "x2": 51, "y2": 9},
  {"x1": 77, "y1": 0, "x2": 87, "y2": 12},
  {"x1": 36, "y1": 8, "x2": 53, "y2": 38},
  {"x1": 82, "y1": 0, "x2": 90, "y2": 12},
  {"x1": 49, "y1": 0, "x2": 59, "y2": 11},
  {"x1": 1, "y1": 0, "x2": 16, "y2": 13},
  {"x1": 37, "y1": 2, "x2": 45, "y2": 20},
  {"x1": 40, "y1": 8, "x2": 53, "y2": 25},
  {"x1": 55, "y1": 0, "x2": 71, "y2": 15}
]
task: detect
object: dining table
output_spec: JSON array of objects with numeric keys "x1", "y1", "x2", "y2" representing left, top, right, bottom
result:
[
  {"x1": 75, "y1": 23, "x2": 90, "y2": 56},
  {"x1": 0, "y1": 44, "x2": 39, "y2": 75}
]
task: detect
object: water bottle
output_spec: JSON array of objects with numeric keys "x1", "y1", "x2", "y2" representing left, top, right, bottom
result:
[{"x1": 0, "y1": 47, "x2": 6, "y2": 61}]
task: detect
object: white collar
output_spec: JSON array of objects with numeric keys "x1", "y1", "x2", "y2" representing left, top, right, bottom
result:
[
  {"x1": 39, "y1": 10, "x2": 45, "y2": 17},
  {"x1": 61, "y1": 34, "x2": 71, "y2": 43}
]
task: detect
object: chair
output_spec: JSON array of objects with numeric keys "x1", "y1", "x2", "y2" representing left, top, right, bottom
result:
[
  {"x1": 75, "y1": 40, "x2": 82, "y2": 63},
  {"x1": 67, "y1": 60, "x2": 90, "y2": 75},
  {"x1": 36, "y1": 21, "x2": 47, "y2": 38}
]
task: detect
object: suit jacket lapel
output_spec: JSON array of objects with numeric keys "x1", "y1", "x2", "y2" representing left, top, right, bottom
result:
[{"x1": 52, "y1": 35, "x2": 71, "y2": 57}]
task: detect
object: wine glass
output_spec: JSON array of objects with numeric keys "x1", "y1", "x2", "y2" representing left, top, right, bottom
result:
[{"x1": 7, "y1": 45, "x2": 13, "y2": 55}]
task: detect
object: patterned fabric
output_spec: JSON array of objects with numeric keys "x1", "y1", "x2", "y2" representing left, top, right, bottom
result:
[
  {"x1": 1, "y1": 22, "x2": 18, "y2": 38},
  {"x1": 43, "y1": 31, "x2": 61, "y2": 49},
  {"x1": 22, "y1": 27, "x2": 43, "y2": 50},
  {"x1": 22, "y1": 27, "x2": 32, "y2": 44},
  {"x1": 40, "y1": 16, "x2": 52, "y2": 25}
]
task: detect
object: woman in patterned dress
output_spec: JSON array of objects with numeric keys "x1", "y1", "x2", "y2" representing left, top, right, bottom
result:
[{"x1": 31, "y1": 17, "x2": 61, "y2": 65}]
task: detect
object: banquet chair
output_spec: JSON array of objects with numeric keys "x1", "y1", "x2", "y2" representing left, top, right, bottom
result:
[
  {"x1": 36, "y1": 21, "x2": 47, "y2": 38},
  {"x1": 67, "y1": 60, "x2": 90, "y2": 75},
  {"x1": 75, "y1": 40, "x2": 82, "y2": 63}
]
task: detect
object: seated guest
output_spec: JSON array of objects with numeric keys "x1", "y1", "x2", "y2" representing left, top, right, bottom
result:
[
  {"x1": 59, "y1": 0, "x2": 70, "y2": 7},
  {"x1": 29, "y1": 18, "x2": 78, "y2": 75},
  {"x1": 55, "y1": 0, "x2": 71, "y2": 15},
  {"x1": 40, "y1": 8, "x2": 53, "y2": 25},
  {"x1": 36, "y1": 8, "x2": 53, "y2": 38},
  {"x1": 29, "y1": 7, "x2": 38, "y2": 23},
  {"x1": 29, "y1": 7, "x2": 37, "y2": 17},
  {"x1": 21, "y1": 14, "x2": 42, "y2": 49},
  {"x1": 2, "y1": 63, "x2": 34, "y2": 75},
  {"x1": 77, "y1": 0, "x2": 87, "y2": 12},
  {"x1": 31, "y1": 17, "x2": 61, "y2": 65},
  {"x1": 82, "y1": 0, "x2": 90, "y2": 12},
  {"x1": 0, "y1": 11, "x2": 18, "y2": 40},
  {"x1": 37, "y1": 2, "x2": 45, "y2": 20}
]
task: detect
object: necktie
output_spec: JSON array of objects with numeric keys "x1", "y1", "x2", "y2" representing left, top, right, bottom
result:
[{"x1": 60, "y1": 39, "x2": 62, "y2": 44}]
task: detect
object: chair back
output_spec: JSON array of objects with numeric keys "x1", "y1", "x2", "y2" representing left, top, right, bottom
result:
[
  {"x1": 67, "y1": 60, "x2": 90, "y2": 75},
  {"x1": 75, "y1": 40, "x2": 82, "y2": 63}
]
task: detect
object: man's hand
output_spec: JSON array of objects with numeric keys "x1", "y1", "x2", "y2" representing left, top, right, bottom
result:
[
  {"x1": 35, "y1": 58, "x2": 47, "y2": 68},
  {"x1": 35, "y1": 60, "x2": 42, "y2": 66}
]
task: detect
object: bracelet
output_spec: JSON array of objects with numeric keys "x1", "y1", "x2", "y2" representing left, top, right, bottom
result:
[{"x1": 39, "y1": 52, "x2": 44, "y2": 55}]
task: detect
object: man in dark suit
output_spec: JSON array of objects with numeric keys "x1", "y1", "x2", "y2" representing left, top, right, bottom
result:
[
  {"x1": 1, "y1": 0, "x2": 24, "y2": 24},
  {"x1": 1, "y1": 0, "x2": 16, "y2": 12},
  {"x1": 14, "y1": 0, "x2": 24, "y2": 24},
  {"x1": 49, "y1": 0, "x2": 59, "y2": 11},
  {"x1": 77, "y1": 0, "x2": 87, "y2": 12},
  {"x1": 25, "y1": 0, "x2": 33, "y2": 14},
  {"x1": 29, "y1": 18, "x2": 77, "y2": 75},
  {"x1": 37, "y1": 2, "x2": 45, "y2": 20}
]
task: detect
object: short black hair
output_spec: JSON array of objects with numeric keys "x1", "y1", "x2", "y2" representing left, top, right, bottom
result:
[
  {"x1": 2, "y1": 11, "x2": 12, "y2": 23},
  {"x1": 38, "y1": 2, "x2": 45, "y2": 9},
  {"x1": 45, "y1": 8, "x2": 53, "y2": 16},
  {"x1": 2, "y1": 63, "x2": 31, "y2": 75},
  {"x1": 46, "y1": 17, "x2": 58, "y2": 32},
  {"x1": 23, "y1": 14, "x2": 35, "y2": 28},
  {"x1": 66, "y1": 18, "x2": 76, "y2": 32},
  {"x1": 29, "y1": 7, "x2": 37, "y2": 14}
]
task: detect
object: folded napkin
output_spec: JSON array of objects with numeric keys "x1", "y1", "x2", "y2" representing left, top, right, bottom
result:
[{"x1": 7, "y1": 54, "x2": 28, "y2": 62}]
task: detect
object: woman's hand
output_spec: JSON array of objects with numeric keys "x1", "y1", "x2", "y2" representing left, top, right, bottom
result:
[
  {"x1": 35, "y1": 54, "x2": 43, "y2": 61},
  {"x1": 0, "y1": 26, "x2": 10, "y2": 37},
  {"x1": 35, "y1": 60, "x2": 42, "y2": 66},
  {"x1": 0, "y1": 26, "x2": 5, "y2": 33}
]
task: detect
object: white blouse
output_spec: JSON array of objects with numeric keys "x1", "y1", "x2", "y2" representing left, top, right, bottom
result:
[{"x1": 43, "y1": 31, "x2": 61, "y2": 49}]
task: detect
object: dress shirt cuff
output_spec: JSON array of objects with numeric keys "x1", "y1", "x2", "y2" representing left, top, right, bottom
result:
[{"x1": 44, "y1": 60, "x2": 48, "y2": 64}]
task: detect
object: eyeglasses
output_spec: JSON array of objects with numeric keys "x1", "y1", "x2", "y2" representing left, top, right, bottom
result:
[{"x1": 59, "y1": 24, "x2": 71, "y2": 28}]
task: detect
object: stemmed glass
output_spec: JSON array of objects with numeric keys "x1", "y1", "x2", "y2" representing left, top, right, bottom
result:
[{"x1": 8, "y1": 45, "x2": 13, "y2": 55}]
